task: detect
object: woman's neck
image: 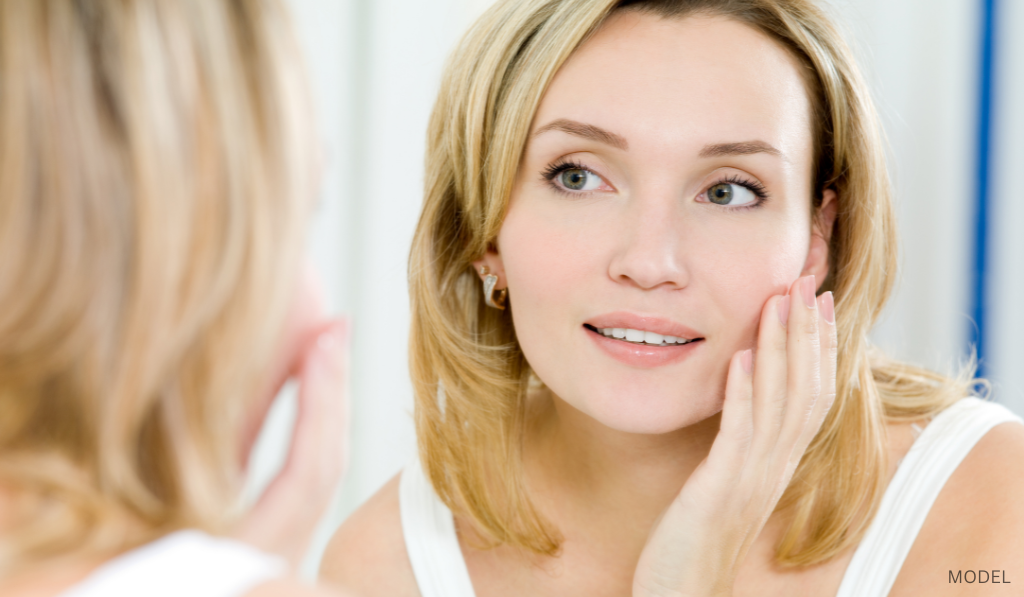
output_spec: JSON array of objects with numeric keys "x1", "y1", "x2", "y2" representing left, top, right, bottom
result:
[
  {"x1": 0, "y1": 485, "x2": 102, "y2": 597},
  {"x1": 524, "y1": 388, "x2": 721, "y2": 542}
]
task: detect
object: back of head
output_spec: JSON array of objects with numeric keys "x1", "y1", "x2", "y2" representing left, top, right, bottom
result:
[{"x1": 0, "y1": 0, "x2": 316, "y2": 570}]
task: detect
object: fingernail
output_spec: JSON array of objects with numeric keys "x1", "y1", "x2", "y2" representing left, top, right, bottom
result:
[
  {"x1": 777, "y1": 295, "x2": 790, "y2": 327},
  {"x1": 801, "y1": 275, "x2": 816, "y2": 308},
  {"x1": 317, "y1": 330, "x2": 338, "y2": 351},
  {"x1": 821, "y1": 291, "x2": 835, "y2": 324},
  {"x1": 741, "y1": 349, "x2": 753, "y2": 374},
  {"x1": 317, "y1": 319, "x2": 349, "y2": 351}
]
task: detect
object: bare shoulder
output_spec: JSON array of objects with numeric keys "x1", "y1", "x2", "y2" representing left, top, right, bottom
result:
[
  {"x1": 318, "y1": 473, "x2": 420, "y2": 597},
  {"x1": 892, "y1": 417, "x2": 1024, "y2": 595},
  {"x1": 246, "y1": 579, "x2": 355, "y2": 597}
]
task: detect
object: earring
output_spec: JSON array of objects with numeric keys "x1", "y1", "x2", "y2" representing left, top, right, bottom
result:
[{"x1": 479, "y1": 266, "x2": 507, "y2": 310}]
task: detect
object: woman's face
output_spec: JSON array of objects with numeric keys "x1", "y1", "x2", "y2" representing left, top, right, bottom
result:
[{"x1": 483, "y1": 12, "x2": 834, "y2": 434}]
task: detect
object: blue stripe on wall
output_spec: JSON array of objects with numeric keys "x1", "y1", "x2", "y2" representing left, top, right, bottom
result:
[{"x1": 971, "y1": 0, "x2": 998, "y2": 378}]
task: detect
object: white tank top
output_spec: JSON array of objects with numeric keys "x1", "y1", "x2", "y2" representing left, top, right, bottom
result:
[
  {"x1": 400, "y1": 396, "x2": 1023, "y2": 597},
  {"x1": 59, "y1": 530, "x2": 287, "y2": 597}
]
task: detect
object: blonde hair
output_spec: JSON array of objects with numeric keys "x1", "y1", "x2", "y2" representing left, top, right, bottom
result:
[
  {"x1": 0, "y1": 0, "x2": 316, "y2": 570},
  {"x1": 410, "y1": 0, "x2": 975, "y2": 566}
]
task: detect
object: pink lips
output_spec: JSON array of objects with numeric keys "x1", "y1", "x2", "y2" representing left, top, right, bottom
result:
[
  {"x1": 584, "y1": 312, "x2": 704, "y2": 368},
  {"x1": 585, "y1": 312, "x2": 703, "y2": 341}
]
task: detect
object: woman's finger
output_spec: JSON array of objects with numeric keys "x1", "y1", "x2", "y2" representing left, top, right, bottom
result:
[
  {"x1": 235, "y1": 318, "x2": 350, "y2": 566},
  {"x1": 281, "y1": 318, "x2": 350, "y2": 494},
  {"x1": 749, "y1": 293, "x2": 790, "y2": 457},
  {"x1": 707, "y1": 349, "x2": 755, "y2": 468},
  {"x1": 797, "y1": 291, "x2": 837, "y2": 452},
  {"x1": 778, "y1": 275, "x2": 821, "y2": 454}
]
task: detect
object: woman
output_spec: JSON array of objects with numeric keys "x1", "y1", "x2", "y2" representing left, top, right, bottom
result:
[
  {"x1": 0, "y1": 1, "x2": 351, "y2": 595},
  {"x1": 321, "y1": 0, "x2": 1024, "y2": 595}
]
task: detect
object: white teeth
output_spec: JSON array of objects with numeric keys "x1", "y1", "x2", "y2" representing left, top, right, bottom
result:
[{"x1": 595, "y1": 327, "x2": 695, "y2": 346}]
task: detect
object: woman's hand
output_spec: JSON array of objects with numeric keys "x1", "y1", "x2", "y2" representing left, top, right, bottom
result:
[
  {"x1": 633, "y1": 275, "x2": 837, "y2": 597},
  {"x1": 233, "y1": 319, "x2": 351, "y2": 569}
]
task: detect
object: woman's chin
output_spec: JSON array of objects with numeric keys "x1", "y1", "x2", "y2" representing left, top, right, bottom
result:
[{"x1": 570, "y1": 387, "x2": 724, "y2": 435}]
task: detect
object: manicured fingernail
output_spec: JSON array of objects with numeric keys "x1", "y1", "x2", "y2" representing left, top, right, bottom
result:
[
  {"x1": 741, "y1": 349, "x2": 753, "y2": 374},
  {"x1": 821, "y1": 291, "x2": 835, "y2": 324},
  {"x1": 777, "y1": 295, "x2": 790, "y2": 327},
  {"x1": 801, "y1": 275, "x2": 816, "y2": 308}
]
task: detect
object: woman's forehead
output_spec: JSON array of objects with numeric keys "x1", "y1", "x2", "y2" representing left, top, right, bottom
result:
[{"x1": 531, "y1": 11, "x2": 814, "y2": 166}]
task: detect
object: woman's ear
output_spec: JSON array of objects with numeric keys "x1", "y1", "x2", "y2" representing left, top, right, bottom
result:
[
  {"x1": 801, "y1": 189, "x2": 838, "y2": 290},
  {"x1": 470, "y1": 248, "x2": 508, "y2": 289}
]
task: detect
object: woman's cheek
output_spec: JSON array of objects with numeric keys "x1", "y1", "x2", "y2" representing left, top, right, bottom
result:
[
  {"x1": 695, "y1": 224, "x2": 806, "y2": 347},
  {"x1": 500, "y1": 206, "x2": 588, "y2": 324}
]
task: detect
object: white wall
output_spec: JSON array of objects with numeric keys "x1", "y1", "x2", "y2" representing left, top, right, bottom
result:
[
  {"x1": 989, "y1": 0, "x2": 1024, "y2": 414},
  {"x1": 824, "y1": 0, "x2": 1023, "y2": 412},
  {"x1": 824, "y1": 0, "x2": 976, "y2": 374},
  {"x1": 253, "y1": 0, "x2": 1024, "y2": 576}
]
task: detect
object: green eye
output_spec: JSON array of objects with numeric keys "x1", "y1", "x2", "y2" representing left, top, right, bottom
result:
[
  {"x1": 547, "y1": 164, "x2": 606, "y2": 193},
  {"x1": 705, "y1": 182, "x2": 758, "y2": 206},
  {"x1": 708, "y1": 183, "x2": 733, "y2": 204},
  {"x1": 560, "y1": 168, "x2": 589, "y2": 190}
]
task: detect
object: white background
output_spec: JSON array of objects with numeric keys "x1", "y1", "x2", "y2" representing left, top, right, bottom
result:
[{"x1": 247, "y1": 0, "x2": 1024, "y2": 576}]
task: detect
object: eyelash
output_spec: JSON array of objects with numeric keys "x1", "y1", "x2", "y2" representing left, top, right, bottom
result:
[
  {"x1": 542, "y1": 159, "x2": 590, "y2": 194},
  {"x1": 541, "y1": 160, "x2": 770, "y2": 209},
  {"x1": 708, "y1": 174, "x2": 770, "y2": 210}
]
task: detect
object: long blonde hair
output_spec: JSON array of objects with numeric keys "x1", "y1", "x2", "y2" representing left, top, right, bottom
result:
[
  {"x1": 0, "y1": 0, "x2": 316, "y2": 570},
  {"x1": 409, "y1": 0, "x2": 974, "y2": 566}
]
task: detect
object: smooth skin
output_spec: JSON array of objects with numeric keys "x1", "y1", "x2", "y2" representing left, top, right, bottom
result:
[
  {"x1": 321, "y1": 12, "x2": 1024, "y2": 597},
  {"x1": 0, "y1": 267, "x2": 356, "y2": 597}
]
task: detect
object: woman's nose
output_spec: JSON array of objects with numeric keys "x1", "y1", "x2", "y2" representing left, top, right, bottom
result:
[{"x1": 606, "y1": 190, "x2": 691, "y2": 291}]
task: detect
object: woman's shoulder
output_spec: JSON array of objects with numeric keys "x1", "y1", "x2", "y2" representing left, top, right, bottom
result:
[
  {"x1": 319, "y1": 472, "x2": 420, "y2": 597},
  {"x1": 889, "y1": 401, "x2": 1024, "y2": 595},
  {"x1": 246, "y1": 579, "x2": 356, "y2": 597},
  {"x1": 0, "y1": 575, "x2": 344, "y2": 597}
]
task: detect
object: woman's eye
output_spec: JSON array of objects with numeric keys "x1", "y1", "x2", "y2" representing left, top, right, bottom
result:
[
  {"x1": 557, "y1": 168, "x2": 604, "y2": 192},
  {"x1": 706, "y1": 182, "x2": 757, "y2": 206}
]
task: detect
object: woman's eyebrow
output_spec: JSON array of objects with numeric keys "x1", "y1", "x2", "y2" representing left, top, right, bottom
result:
[
  {"x1": 533, "y1": 118, "x2": 628, "y2": 150},
  {"x1": 532, "y1": 119, "x2": 787, "y2": 163},
  {"x1": 699, "y1": 140, "x2": 787, "y2": 161}
]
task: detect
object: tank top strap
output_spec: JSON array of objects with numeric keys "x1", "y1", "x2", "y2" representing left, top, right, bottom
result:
[
  {"x1": 835, "y1": 396, "x2": 1023, "y2": 596},
  {"x1": 399, "y1": 456, "x2": 477, "y2": 597},
  {"x1": 59, "y1": 530, "x2": 286, "y2": 597}
]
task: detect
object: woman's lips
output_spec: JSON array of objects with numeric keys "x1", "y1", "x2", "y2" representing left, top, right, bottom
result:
[
  {"x1": 584, "y1": 311, "x2": 703, "y2": 341},
  {"x1": 585, "y1": 325, "x2": 703, "y2": 368}
]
